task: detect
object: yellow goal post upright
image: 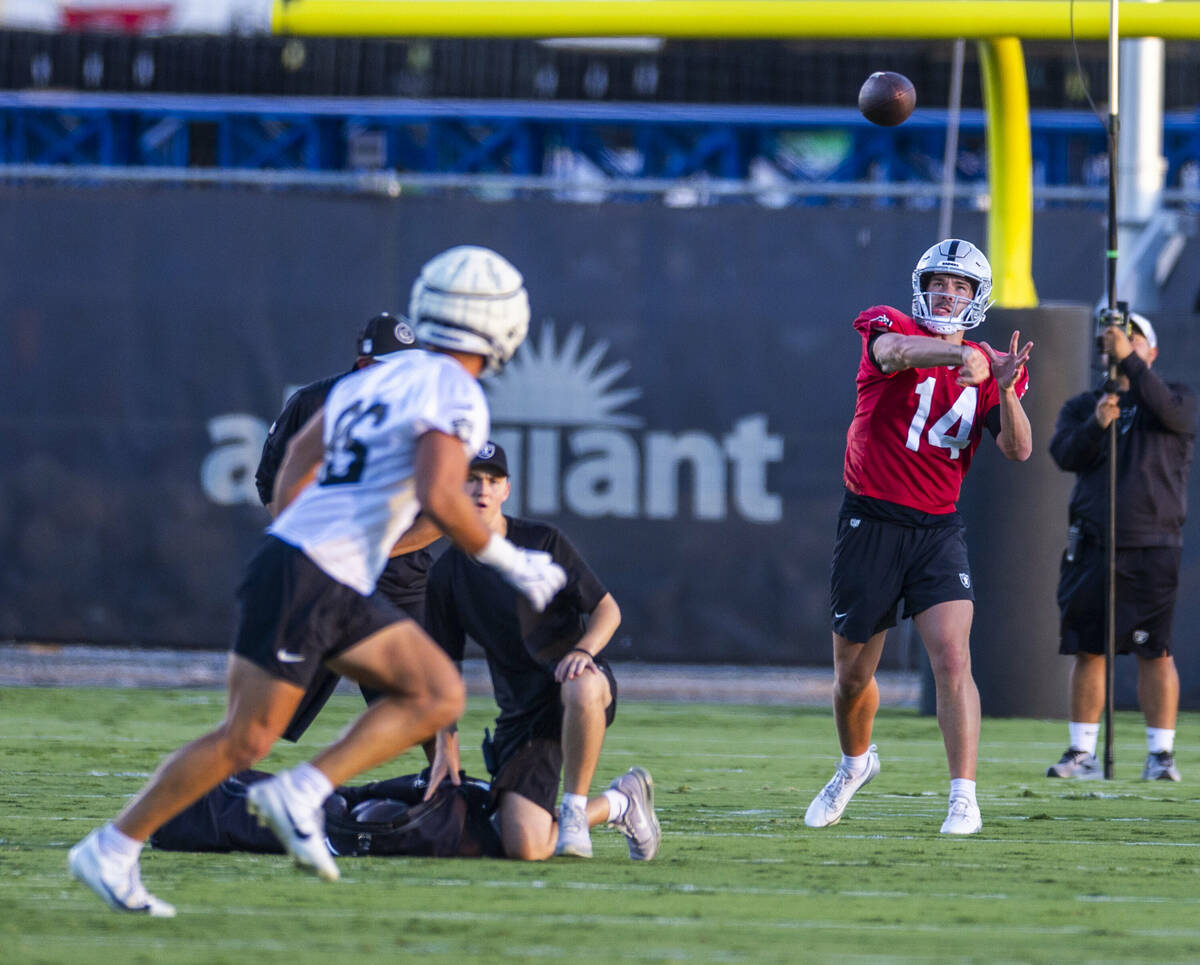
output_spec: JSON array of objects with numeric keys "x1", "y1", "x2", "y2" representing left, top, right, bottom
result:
[{"x1": 270, "y1": 0, "x2": 1200, "y2": 310}]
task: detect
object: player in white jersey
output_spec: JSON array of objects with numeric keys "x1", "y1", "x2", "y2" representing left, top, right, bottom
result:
[
  {"x1": 69, "y1": 246, "x2": 567, "y2": 917},
  {"x1": 271, "y1": 349, "x2": 491, "y2": 595}
]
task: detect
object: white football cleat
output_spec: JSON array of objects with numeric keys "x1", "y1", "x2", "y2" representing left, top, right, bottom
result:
[
  {"x1": 68, "y1": 829, "x2": 176, "y2": 917},
  {"x1": 940, "y1": 797, "x2": 983, "y2": 835},
  {"x1": 246, "y1": 776, "x2": 340, "y2": 881},
  {"x1": 805, "y1": 745, "x2": 880, "y2": 828},
  {"x1": 553, "y1": 803, "x2": 592, "y2": 858}
]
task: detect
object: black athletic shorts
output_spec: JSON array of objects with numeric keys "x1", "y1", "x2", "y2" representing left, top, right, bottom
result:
[
  {"x1": 1058, "y1": 538, "x2": 1181, "y2": 658},
  {"x1": 232, "y1": 536, "x2": 409, "y2": 689},
  {"x1": 830, "y1": 513, "x2": 974, "y2": 643},
  {"x1": 487, "y1": 659, "x2": 618, "y2": 817}
]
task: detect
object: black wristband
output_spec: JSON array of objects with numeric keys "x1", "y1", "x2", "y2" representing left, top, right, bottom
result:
[{"x1": 568, "y1": 647, "x2": 593, "y2": 659}]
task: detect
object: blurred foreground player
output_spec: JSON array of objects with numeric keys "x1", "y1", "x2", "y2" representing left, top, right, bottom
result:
[
  {"x1": 1046, "y1": 313, "x2": 1195, "y2": 781},
  {"x1": 69, "y1": 245, "x2": 566, "y2": 915},
  {"x1": 806, "y1": 239, "x2": 1033, "y2": 835},
  {"x1": 254, "y1": 311, "x2": 438, "y2": 741},
  {"x1": 424, "y1": 442, "x2": 660, "y2": 861}
]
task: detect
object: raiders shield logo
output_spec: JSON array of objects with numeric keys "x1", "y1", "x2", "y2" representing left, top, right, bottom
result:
[
  {"x1": 959, "y1": 572, "x2": 971, "y2": 588},
  {"x1": 477, "y1": 442, "x2": 496, "y2": 460},
  {"x1": 394, "y1": 320, "x2": 416, "y2": 345},
  {"x1": 1133, "y1": 630, "x2": 1149, "y2": 645}
]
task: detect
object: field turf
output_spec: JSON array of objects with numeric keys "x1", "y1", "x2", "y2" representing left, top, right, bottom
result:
[{"x1": 1, "y1": 687, "x2": 1198, "y2": 964}]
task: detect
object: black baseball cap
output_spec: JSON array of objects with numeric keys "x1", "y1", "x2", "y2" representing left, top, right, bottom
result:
[
  {"x1": 357, "y1": 312, "x2": 418, "y2": 359},
  {"x1": 470, "y1": 441, "x2": 509, "y2": 477}
]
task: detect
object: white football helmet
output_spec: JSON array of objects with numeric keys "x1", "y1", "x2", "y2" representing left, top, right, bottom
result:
[
  {"x1": 409, "y1": 245, "x2": 530, "y2": 374},
  {"x1": 911, "y1": 238, "x2": 993, "y2": 334}
]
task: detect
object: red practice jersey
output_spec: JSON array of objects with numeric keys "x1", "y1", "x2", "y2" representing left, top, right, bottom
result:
[{"x1": 843, "y1": 305, "x2": 1030, "y2": 515}]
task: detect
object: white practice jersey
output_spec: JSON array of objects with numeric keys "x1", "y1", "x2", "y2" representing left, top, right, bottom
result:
[{"x1": 269, "y1": 350, "x2": 489, "y2": 595}]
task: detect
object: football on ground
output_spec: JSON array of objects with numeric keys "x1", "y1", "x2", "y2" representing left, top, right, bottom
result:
[{"x1": 858, "y1": 71, "x2": 916, "y2": 126}]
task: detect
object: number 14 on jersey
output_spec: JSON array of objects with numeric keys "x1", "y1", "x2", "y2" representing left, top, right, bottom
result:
[{"x1": 905, "y1": 377, "x2": 977, "y2": 459}]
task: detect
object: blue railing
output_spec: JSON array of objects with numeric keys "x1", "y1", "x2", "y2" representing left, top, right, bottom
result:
[{"x1": 2, "y1": 91, "x2": 1198, "y2": 204}]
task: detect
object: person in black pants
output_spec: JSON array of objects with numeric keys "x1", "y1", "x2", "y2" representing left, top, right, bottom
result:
[
  {"x1": 1047, "y1": 313, "x2": 1196, "y2": 782},
  {"x1": 424, "y1": 442, "x2": 661, "y2": 861}
]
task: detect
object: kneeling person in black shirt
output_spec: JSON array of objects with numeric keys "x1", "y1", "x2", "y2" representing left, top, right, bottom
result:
[{"x1": 424, "y1": 442, "x2": 660, "y2": 860}]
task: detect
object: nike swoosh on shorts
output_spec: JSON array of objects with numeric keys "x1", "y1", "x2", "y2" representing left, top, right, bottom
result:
[{"x1": 276, "y1": 649, "x2": 305, "y2": 663}]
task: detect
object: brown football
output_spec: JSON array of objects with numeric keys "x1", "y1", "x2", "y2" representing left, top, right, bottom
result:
[{"x1": 858, "y1": 71, "x2": 916, "y2": 127}]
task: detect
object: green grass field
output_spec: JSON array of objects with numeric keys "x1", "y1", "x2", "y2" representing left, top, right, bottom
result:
[{"x1": 2, "y1": 687, "x2": 1198, "y2": 964}]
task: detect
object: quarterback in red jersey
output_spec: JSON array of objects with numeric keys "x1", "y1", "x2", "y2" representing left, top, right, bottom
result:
[{"x1": 806, "y1": 238, "x2": 1033, "y2": 836}]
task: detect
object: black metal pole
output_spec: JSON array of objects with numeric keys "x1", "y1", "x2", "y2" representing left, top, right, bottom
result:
[{"x1": 1102, "y1": 1, "x2": 1120, "y2": 780}]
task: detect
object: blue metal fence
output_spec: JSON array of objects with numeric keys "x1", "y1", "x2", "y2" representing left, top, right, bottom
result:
[{"x1": 3, "y1": 90, "x2": 1198, "y2": 203}]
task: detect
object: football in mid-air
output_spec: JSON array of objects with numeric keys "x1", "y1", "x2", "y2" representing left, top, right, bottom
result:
[{"x1": 858, "y1": 71, "x2": 916, "y2": 127}]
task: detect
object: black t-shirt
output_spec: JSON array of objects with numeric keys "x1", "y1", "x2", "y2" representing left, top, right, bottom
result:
[
  {"x1": 425, "y1": 517, "x2": 608, "y2": 728},
  {"x1": 254, "y1": 372, "x2": 347, "y2": 506},
  {"x1": 1049, "y1": 353, "x2": 1196, "y2": 547}
]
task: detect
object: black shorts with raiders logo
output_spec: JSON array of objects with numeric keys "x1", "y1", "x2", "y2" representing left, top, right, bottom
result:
[
  {"x1": 830, "y1": 508, "x2": 974, "y2": 643},
  {"x1": 1058, "y1": 537, "x2": 1180, "y2": 658},
  {"x1": 232, "y1": 536, "x2": 410, "y2": 689},
  {"x1": 486, "y1": 659, "x2": 618, "y2": 817}
]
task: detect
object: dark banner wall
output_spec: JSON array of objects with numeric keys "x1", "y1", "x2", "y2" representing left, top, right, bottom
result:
[{"x1": 3, "y1": 185, "x2": 1200, "y2": 705}]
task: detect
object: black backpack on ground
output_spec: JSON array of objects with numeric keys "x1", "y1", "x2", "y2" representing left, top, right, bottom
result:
[{"x1": 149, "y1": 769, "x2": 504, "y2": 859}]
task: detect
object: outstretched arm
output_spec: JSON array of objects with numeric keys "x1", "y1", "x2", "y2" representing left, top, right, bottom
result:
[
  {"x1": 415, "y1": 430, "x2": 496, "y2": 555},
  {"x1": 417, "y1": 430, "x2": 566, "y2": 610},
  {"x1": 389, "y1": 513, "x2": 444, "y2": 557},
  {"x1": 980, "y1": 330, "x2": 1034, "y2": 461},
  {"x1": 872, "y1": 333, "x2": 991, "y2": 386}
]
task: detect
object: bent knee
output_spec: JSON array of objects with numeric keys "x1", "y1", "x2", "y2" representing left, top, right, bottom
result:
[
  {"x1": 561, "y1": 672, "x2": 609, "y2": 710},
  {"x1": 504, "y1": 839, "x2": 551, "y2": 861},
  {"x1": 501, "y1": 826, "x2": 553, "y2": 861},
  {"x1": 220, "y1": 725, "x2": 277, "y2": 771}
]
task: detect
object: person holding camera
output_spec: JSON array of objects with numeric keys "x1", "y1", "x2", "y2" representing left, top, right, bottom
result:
[{"x1": 1047, "y1": 314, "x2": 1196, "y2": 781}]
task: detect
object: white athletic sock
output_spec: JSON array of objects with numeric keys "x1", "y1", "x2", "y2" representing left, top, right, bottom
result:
[
  {"x1": 840, "y1": 749, "x2": 871, "y2": 777},
  {"x1": 1068, "y1": 722, "x2": 1101, "y2": 756},
  {"x1": 287, "y1": 762, "x2": 334, "y2": 809},
  {"x1": 1147, "y1": 727, "x2": 1176, "y2": 754},
  {"x1": 97, "y1": 822, "x2": 143, "y2": 863},
  {"x1": 560, "y1": 792, "x2": 588, "y2": 814},
  {"x1": 603, "y1": 788, "x2": 630, "y2": 823},
  {"x1": 949, "y1": 778, "x2": 977, "y2": 806}
]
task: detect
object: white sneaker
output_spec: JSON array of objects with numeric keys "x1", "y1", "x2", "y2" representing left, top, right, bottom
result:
[
  {"x1": 940, "y1": 797, "x2": 982, "y2": 835},
  {"x1": 68, "y1": 829, "x2": 176, "y2": 917},
  {"x1": 554, "y1": 803, "x2": 592, "y2": 857},
  {"x1": 804, "y1": 745, "x2": 880, "y2": 828},
  {"x1": 246, "y1": 775, "x2": 339, "y2": 881},
  {"x1": 608, "y1": 767, "x2": 661, "y2": 861},
  {"x1": 1046, "y1": 747, "x2": 1102, "y2": 779},
  {"x1": 1141, "y1": 751, "x2": 1182, "y2": 782}
]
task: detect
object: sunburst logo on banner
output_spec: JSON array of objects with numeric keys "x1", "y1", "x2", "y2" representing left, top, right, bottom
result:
[{"x1": 486, "y1": 322, "x2": 643, "y2": 428}]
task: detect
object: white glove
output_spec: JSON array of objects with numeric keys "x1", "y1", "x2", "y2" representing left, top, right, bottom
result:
[{"x1": 474, "y1": 533, "x2": 567, "y2": 612}]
